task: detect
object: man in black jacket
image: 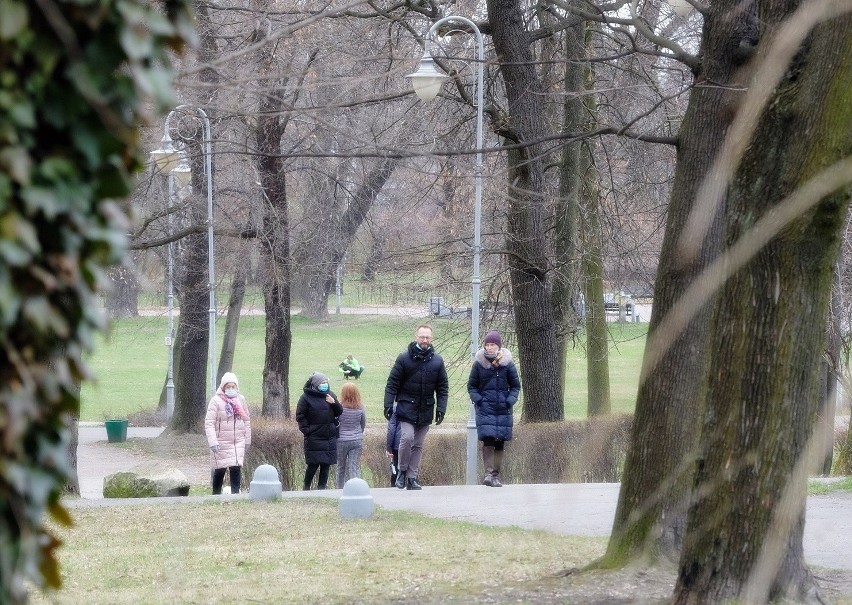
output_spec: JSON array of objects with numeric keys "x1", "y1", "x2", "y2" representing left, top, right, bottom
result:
[{"x1": 383, "y1": 324, "x2": 449, "y2": 490}]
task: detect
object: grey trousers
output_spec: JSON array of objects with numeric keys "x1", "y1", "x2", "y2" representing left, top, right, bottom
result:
[
  {"x1": 336, "y1": 438, "x2": 363, "y2": 487},
  {"x1": 398, "y1": 421, "x2": 430, "y2": 479}
]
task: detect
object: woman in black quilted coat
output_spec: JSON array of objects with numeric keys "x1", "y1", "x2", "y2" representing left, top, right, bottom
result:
[
  {"x1": 296, "y1": 372, "x2": 343, "y2": 490},
  {"x1": 467, "y1": 330, "x2": 521, "y2": 487}
]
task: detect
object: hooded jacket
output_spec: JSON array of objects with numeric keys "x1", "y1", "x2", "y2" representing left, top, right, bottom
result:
[
  {"x1": 296, "y1": 378, "x2": 343, "y2": 465},
  {"x1": 383, "y1": 342, "x2": 449, "y2": 427},
  {"x1": 467, "y1": 347, "x2": 521, "y2": 441},
  {"x1": 205, "y1": 388, "x2": 251, "y2": 469}
]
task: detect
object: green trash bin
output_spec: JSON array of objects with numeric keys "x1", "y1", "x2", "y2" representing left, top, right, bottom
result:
[{"x1": 105, "y1": 419, "x2": 128, "y2": 443}]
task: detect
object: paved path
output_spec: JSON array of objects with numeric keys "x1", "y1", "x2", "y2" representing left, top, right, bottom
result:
[
  {"x1": 76, "y1": 424, "x2": 171, "y2": 500},
  {"x1": 75, "y1": 425, "x2": 852, "y2": 571}
]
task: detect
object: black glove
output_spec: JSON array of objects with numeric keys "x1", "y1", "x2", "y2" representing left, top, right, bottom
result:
[
  {"x1": 384, "y1": 407, "x2": 392, "y2": 421},
  {"x1": 435, "y1": 411, "x2": 444, "y2": 425}
]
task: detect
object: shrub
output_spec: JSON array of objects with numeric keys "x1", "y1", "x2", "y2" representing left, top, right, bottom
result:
[
  {"x1": 244, "y1": 417, "x2": 304, "y2": 490},
  {"x1": 244, "y1": 415, "x2": 633, "y2": 489}
]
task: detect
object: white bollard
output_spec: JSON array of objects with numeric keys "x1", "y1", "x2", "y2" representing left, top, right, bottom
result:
[
  {"x1": 249, "y1": 464, "x2": 282, "y2": 501},
  {"x1": 339, "y1": 478, "x2": 374, "y2": 519}
]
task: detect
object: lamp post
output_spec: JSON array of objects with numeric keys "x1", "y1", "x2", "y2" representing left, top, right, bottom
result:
[
  {"x1": 406, "y1": 16, "x2": 484, "y2": 485},
  {"x1": 151, "y1": 105, "x2": 217, "y2": 398}
]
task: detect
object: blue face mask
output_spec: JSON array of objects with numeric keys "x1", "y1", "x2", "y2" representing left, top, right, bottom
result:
[
  {"x1": 318, "y1": 383, "x2": 329, "y2": 393},
  {"x1": 224, "y1": 388, "x2": 238, "y2": 397}
]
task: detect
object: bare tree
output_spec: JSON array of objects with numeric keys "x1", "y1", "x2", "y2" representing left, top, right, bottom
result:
[
  {"x1": 673, "y1": 4, "x2": 851, "y2": 599},
  {"x1": 488, "y1": 0, "x2": 564, "y2": 422},
  {"x1": 604, "y1": 0, "x2": 737, "y2": 565}
]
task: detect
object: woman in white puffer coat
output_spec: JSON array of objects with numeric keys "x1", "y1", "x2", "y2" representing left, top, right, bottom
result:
[{"x1": 205, "y1": 372, "x2": 251, "y2": 494}]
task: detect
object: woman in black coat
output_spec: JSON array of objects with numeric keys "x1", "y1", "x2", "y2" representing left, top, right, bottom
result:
[
  {"x1": 296, "y1": 372, "x2": 343, "y2": 490},
  {"x1": 467, "y1": 330, "x2": 521, "y2": 487}
]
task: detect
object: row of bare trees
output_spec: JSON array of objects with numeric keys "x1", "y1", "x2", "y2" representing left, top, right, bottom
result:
[{"x1": 123, "y1": 1, "x2": 850, "y2": 601}]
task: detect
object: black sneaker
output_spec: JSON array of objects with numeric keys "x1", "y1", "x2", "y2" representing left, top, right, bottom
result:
[
  {"x1": 406, "y1": 477, "x2": 423, "y2": 490},
  {"x1": 395, "y1": 470, "x2": 407, "y2": 489}
]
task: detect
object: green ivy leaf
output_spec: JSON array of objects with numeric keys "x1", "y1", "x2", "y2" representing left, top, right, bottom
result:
[
  {"x1": 0, "y1": 265, "x2": 22, "y2": 328},
  {"x1": 8, "y1": 100, "x2": 36, "y2": 129},
  {"x1": 0, "y1": 147, "x2": 32, "y2": 184},
  {"x1": 21, "y1": 186, "x2": 62, "y2": 218},
  {"x1": 0, "y1": 0, "x2": 28, "y2": 41},
  {"x1": 0, "y1": 212, "x2": 39, "y2": 259},
  {"x1": 132, "y1": 66, "x2": 176, "y2": 108},
  {"x1": 119, "y1": 22, "x2": 153, "y2": 60},
  {"x1": 23, "y1": 297, "x2": 71, "y2": 337}
]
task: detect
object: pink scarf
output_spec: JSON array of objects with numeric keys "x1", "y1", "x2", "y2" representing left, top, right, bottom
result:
[{"x1": 221, "y1": 392, "x2": 247, "y2": 419}]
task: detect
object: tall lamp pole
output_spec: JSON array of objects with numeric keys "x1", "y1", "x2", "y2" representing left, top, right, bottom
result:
[
  {"x1": 151, "y1": 105, "x2": 217, "y2": 398},
  {"x1": 405, "y1": 15, "x2": 484, "y2": 485}
]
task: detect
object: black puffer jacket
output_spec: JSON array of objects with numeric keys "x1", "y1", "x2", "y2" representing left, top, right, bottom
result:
[
  {"x1": 468, "y1": 348, "x2": 521, "y2": 441},
  {"x1": 296, "y1": 379, "x2": 343, "y2": 465},
  {"x1": 384, "y1": 342, "x2": 449, "y2": 427}
]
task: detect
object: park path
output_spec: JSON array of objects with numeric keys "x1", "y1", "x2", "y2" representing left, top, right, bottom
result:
[
  {"x1": 75, "y1": 424, "x2": 851, "y2": 571},
  {"x1": 76, "y1": 424, "x2": 207, "y2": 498}
]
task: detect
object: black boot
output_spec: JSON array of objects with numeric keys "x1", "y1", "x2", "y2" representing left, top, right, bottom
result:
[
  {"x1": 395, "y1": 469, "x2": 407, "y2": 489},
  {"x1": 482, "y1": 445, "x2": 495, "y2": 487},
  {"x1": 492, "y1": 449, "x2": 504, "y2": 487},
  {"x1": 406, "y1": 476, "x2": 422, "y2": 490}
]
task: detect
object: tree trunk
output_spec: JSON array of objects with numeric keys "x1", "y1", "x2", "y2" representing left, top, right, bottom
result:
[
  {"x1": 581, "y1": 152, "x2": 611, "y2": 417},
  {"x1": 578, "y1": 32, "x2": 611, "y2": 419},
  {"x1": 363, "y1": 228, "x2": 385, "y2": 281},
  {"x1": 253, "y1": 21, "x2": 304, "y2": 419},
  {"x1": 674, "y1": 8, "x2": 851, "y2": 602},
  {"x1": 169, "y1": 223, "x2": 209, "y2": 433},
  {"x1": 604, "y1": 0, "x2": 742, "y2": 565},
  {"x1": 217, "y1": 263, "x2": 247, "y2": 380},
  {"x1": 294, "y1": 158, "x2": 397, "y2": 318},
  {"x1": 841, "y1": 413, "x2": 852, "y2": 475},
  {"x1": 488, "y1": 0, "x2": 563, "y2": 422},
  {"x1": 259, "y1": 164, "x2": 292, "y2": 420},
  {"x1": 260, "y1": 175, "x2": 292, "y2": 419},
  {"x1": 813, "y1": 268, "x2": 842, "y2": 476},
  {"x1": 65, "y1": 413, "x2": 80, "y2": 496},
  {"x1": 105, "y1": 263, "x2": 139, "y2": 318},
  {"x1": 551, "y1": 8, "x2": 585, "y2": 401}
]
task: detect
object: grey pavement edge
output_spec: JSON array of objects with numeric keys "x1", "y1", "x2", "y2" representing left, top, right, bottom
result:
[{"x1": 72, "y1": 425, "x2": 852, "y2": 571}]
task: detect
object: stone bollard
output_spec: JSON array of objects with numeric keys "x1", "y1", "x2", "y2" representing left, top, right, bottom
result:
[
  {"x1": 249, "y1": 464, "x2": 282, "y2": 501},
  {"x1": 339, "y1": 478, "x2": 374, "y2": 519}
]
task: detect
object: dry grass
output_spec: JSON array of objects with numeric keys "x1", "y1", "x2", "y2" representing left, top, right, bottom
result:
[
  {"x1": 51, "y1": 423, "x2": 852, "y2": 604},
  {"x1": 32, "y1": 499, "x2": 605, "y2": 605},
  {"x1": 34, "y1": 499, "x2": 852, "y2": 605}
]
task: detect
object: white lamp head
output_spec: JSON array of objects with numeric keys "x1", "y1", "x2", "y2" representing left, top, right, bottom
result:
[
  {"x1": 667, "y1": 0, "x2": 693, "y2": 17},
  {"x1": 172, "y1": 152, "x2": 192, "y2": 188},
  {"x1": 405, "y1": 48, "x2": 449, "y2": 102},
  {"x1": 150, "y1": 131, "x2": 180, "y2": 173}
]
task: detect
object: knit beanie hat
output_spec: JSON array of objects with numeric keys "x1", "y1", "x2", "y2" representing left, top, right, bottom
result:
[
  {"x1": 310, "y1": 372, "x2": 329, "y2": 389},
  {"x1": 483, "y1": 330, "x2": 502, "y2": 348},
  {"x1": 219, "y1": 372, "x2": 239, "y2": 390}
]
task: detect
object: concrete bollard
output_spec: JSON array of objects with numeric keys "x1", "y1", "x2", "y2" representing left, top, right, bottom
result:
[
  {"x1": 338, "y1": 478, "x2": 374, "y2": 519},
  {"x1": 249, "y1": 464, "x2": 282, "y2": 501}
]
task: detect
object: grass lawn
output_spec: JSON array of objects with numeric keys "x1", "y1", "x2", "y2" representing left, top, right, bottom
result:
[
  {"x1": 81, "y1": 313, "x2": 647, "y2": 423},
  {"x1": 32, "y1": 499, "x2": 606, "y2": 605}
]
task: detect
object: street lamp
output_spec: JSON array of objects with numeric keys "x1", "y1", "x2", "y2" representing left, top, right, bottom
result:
[
  {"x1": 151, "y1": 105, "x2": 217, "y2": 398},
  {"x1": 406, "y1": 15, "x2": 484, "y2": 485}
]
